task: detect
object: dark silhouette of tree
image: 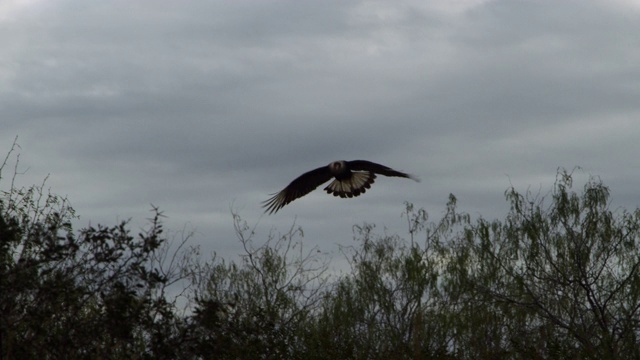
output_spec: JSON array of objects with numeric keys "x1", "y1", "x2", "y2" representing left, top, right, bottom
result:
[
  {"x1": 3, "y1": 140, "x2": 640, "y2": 360},
  {"x1": 1, "y1": 142, "x2": 194, "y2": 359}
]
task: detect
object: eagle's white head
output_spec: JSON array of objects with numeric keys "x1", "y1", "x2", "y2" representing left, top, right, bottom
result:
[{"x1": 329, "y1": 160, "x2": 347, "y2": 176}]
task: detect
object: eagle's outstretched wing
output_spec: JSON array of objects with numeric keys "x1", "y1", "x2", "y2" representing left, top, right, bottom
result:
[
  {"x1": 262, "y1": 166, "x2": 333, "y2": 214},
  {"x1": 347, "y1": 160, "x2": 420, "y2": 181}
]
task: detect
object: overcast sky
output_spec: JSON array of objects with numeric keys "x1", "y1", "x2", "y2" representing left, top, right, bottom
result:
[{"x1": 2, "y1": 0, "x2": 640, "y2": 261}]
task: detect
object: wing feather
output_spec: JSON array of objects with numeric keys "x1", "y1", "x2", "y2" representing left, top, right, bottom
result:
[
  {"x1": 347, "y1": 160, "x2": 419, "y2": 181},
  {"x1": 262, "y1": 166, "x2": 333, "y2": 214}
]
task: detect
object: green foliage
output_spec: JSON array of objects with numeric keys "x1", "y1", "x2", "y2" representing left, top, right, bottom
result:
[
  {"x1": 0, "y1": 187, "x2": 183, "y2": 358},
  {"x1": 465, "y1": 171, "x2": 640, "y2": 359},
  {"x1": 1, "y1": 144, "x2": 194, "y2": 359},
  {"x1": 184, "y1": 213, "x2": 330, "y2": 359},
  {"x1": 2, "y1": 141, "x2": 640, "y2": 360}
]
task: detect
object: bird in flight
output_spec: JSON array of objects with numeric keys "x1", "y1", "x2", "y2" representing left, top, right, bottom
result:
[{"x1": 263, "y1": 160, "x2": 419, "y2": 214}]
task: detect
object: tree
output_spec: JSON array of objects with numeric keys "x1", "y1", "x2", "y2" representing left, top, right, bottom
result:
[
  {"x1": 4, "y1": 138, "x2": 640, "y2": 360},
  {"x1": 463, "y1": 170, "x2": 640, "y2": 359},
  {"x1": 184, "y1": 211, "x2": 330, "y2": 359},
  {"x1": 0, "y1": 143, "x2": 195, "y2": 359},
  {"x1": 298, "y1": 170, "x2": 640, "y2": 359}
]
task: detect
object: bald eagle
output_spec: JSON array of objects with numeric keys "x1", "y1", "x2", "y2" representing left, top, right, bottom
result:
[{"x1": 263, "y1": 160, "x2": 419, "y2": 214}]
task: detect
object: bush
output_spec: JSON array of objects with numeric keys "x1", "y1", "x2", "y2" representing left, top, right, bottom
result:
[{"x1": 3, "y1": 142, "x2": 640, "y2": 360}]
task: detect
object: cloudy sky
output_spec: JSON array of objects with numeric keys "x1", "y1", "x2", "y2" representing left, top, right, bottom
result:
[{"x1": 2, "y1": 0, "x2": 640, "y2": 260}]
